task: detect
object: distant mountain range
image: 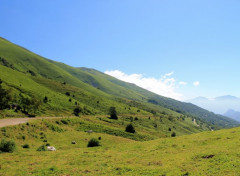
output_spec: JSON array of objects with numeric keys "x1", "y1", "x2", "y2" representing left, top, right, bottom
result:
[{"x1": 188, "y1": 95, "x2": 240, "y2": 122}]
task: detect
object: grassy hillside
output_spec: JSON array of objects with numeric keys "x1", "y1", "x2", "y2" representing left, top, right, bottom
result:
[
  {"x1": 0, "y1": 37, "x2": 239, "y2": 129},
  {"x1": 0, "y1": 116, "x2": 239, "y2": 175}
]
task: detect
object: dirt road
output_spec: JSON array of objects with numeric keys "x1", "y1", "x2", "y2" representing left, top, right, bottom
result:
[{"x1": 0, "y1": 117, "x2": 71, "y2": 128}]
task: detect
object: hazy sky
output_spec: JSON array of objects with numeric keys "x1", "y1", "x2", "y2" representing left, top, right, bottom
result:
[{"x1": 1, "y1": 0, "x2": 240, "y2": 100}]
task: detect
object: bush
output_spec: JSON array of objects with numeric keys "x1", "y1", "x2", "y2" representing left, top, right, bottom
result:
[
  {"x1": 22, "y1": 144, "x2": 30, "y2": 148},
  {"x1": 37, "y1": 145, "x2": 46, "y2": 151},
  {"x1": 0, "y1": 139, "x2": 16, "y2": 153},
  {"x1": 171, "y1": 132, "x2": 176, "y2": 137},
  {"x1": 74, "y1": 106, "x2": 82, "y2": 116},
  {"x1": 125, "y1": 124, "x2": 135, "y2": 133},
  {"x1": 43, "y1": 96, "x2": 48, "y2": 103},
  {"x1": 87, "y1": 138, "x2": 100, "y2": 147},
  {"x1": 98, "y1": 136, "x2": 102, "y2": 140}
]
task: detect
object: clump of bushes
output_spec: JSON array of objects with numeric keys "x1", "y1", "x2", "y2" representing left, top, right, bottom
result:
[
  {"x1": 22, "y1": 144, "x2": 30, "y2": 148},
  {"x1": 87, "y1": 138, "x2": 100, "y2": 147},
  {"x1": 125, "y1": 124, "x2": 135, "y2": 133},
  {"x1": 0, "y1": 139, "x2": 16, "y2": 153}
]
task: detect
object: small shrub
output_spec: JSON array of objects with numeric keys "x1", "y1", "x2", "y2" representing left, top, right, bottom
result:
[
  {"x1": 171, "y1": 132, "x2": 176, "y2": 137},
  {"x1": 74, "y1": 106, "x2": 82, "y2": 116},
  {"x1": 65, "y1": 92, "x2": 70, "y2": 96},
  {"x1": 22, "y1": 144, "x2": 30, "y2": 148},
  {"x1": 87, "y1": 138, "x2": 100, "y2": 147},
  {"x1": 98, "y1": 136, "x2": 102, "y2": 140},
  {"x1": 125, "y1": 124, "x2": 135, "y2": 133},
  {"x1": 169, "y1": 128, "x2": 172, "y2": 131},
  {"x1": 61, "y1": 119, "x2": 68, "y2": 124},
  {"x1": 43, "y1": 139, "x2": 48, "y2": 142},
  {"x1": 0, "y1": 139, "x2": 16, "y2": 153},
  {"x1": 46, "y1": 143, "x2": 51, "y2": 146},
  {"x1": 43, "y1": 96, "x2": 48, "y2": 103},
  {"x1": 37, "y1": 145, "x2": 46, "y2": 151},
  {"x1": 134, "y1": 117, "x2": 139, "y2": 121}
]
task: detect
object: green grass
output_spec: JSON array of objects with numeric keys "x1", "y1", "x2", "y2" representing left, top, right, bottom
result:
[{"x1": 0, "y1": 117, "x2": 239, "y2": 175}]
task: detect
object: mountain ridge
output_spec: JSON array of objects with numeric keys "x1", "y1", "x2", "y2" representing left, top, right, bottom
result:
[{"x1": 0, "y1": 37, "x2": 238, "y2": 129}]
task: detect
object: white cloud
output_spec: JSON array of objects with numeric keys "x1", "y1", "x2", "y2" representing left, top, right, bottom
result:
[
  {"x1": 179, "y1": 81, "x2": 187, "y2": 86},
  {"x1": 193, "y1": 81, "x2": 200, "y2": 86},
  {"x1": 104, "y1": 70, "x2": 183, "y2": 100},
  {"x1": 163, "y1": 72, "x2": 174, "y2": 78}
]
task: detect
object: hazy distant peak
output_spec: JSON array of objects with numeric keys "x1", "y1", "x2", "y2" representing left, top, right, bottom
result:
[{"x1": 224, "y1": 109, "x2": 240, "y2": 122}]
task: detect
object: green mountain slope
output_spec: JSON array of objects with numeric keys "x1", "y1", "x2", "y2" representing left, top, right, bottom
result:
[{"x1": 0, "y1": 37, "x2": 238, "y2": 129}]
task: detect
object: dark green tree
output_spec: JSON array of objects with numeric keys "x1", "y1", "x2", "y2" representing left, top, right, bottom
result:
[
  {"x1": 109, "y1": 106, "x2": 118, "y2": 120},
  {"x1": 125, "y1": 124, "x2": 135, "y2": 133}
]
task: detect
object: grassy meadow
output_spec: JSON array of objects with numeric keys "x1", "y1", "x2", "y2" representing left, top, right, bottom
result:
[{"x1": 0, "y1": 116, "x2": 239, "y2": 175}]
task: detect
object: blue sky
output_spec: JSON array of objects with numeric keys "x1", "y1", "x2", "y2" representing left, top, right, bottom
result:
[{"x1": 1, "y1": 0, "x2": 240, "y2": 100}]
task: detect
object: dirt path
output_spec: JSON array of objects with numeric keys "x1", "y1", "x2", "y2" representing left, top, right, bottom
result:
[{"x1": 0, "y1": 117, "x2": 72, "y2": 128}]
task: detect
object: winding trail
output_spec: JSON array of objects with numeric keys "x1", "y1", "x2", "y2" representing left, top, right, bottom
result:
[{"x1": 0, "y1": 114, "x2": 152, "y2": 128}]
